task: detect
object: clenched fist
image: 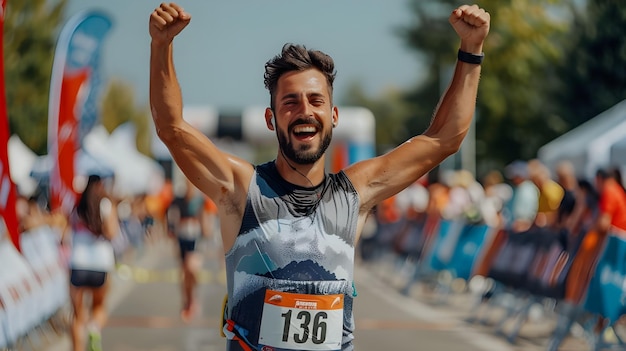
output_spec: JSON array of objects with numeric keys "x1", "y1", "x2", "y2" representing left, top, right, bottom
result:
[
  {"x1": 449, "y1": 5, "x2": 490, "y2": 53},
  {"x1": 149, "y1": 2, "x2": 191, "y2": 45}
]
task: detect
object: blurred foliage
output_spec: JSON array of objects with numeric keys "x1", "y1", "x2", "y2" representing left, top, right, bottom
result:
[
  {"x1": 4, "y1": 0, "x2": 67, "y2": 155},
  {"x1": 554, "y1": 0, "x2": 626, "y2": 126},
  {"x1": 100, "y1": 79, "x2": 152, "y2": 156},
  {"x1": 470, "y1": 0, "x2": 571, "y2": 173},
  {"x1": 399, "y1": 0, "x2": 570, "y2": 177},
  {"x1": 4, "y1": 0, "x2": 151, "y2": 157},
  {"x1": 351, "y1": 0, "x2": 625, "y2": 178}
]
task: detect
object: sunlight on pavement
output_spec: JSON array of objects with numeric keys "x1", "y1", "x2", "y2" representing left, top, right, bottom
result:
[{"x1": 114, "y1": 264, "x2": 226, "y2": 285}]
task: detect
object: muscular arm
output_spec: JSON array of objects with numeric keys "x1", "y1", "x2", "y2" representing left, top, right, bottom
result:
[
  {"x1": 148, "y1": 4, "x2": 253, "y2": 211},
  {"x1": 149, "y1": 4, "x2": 253, "y2": 252},
  {"x1": 345, "y1": 5, "x2": 489, "y2": 212}
]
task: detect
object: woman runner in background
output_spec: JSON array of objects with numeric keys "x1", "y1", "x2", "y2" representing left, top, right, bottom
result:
[{"x1": 67, "y1": 175, "x2": 119, "y2": 351}]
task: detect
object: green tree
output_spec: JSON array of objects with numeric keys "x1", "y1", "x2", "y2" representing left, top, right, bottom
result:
[
  {"x1": 555, "y1": 0, "x2": 626, "y2": 126},
  {"x1": 394, "y1": 0, "x2": 572, "y2": 175},
  {"x1": 4, "y1": 0, "x2": 67, "y2": 155},
  {"x1": 100, "y1": 79, "x2": 152, "y2": 156}
]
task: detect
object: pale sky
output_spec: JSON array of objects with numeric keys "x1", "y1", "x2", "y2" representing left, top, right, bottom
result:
[{"x1": 65, "y1": 0, "x2": 424, "y2": 111}]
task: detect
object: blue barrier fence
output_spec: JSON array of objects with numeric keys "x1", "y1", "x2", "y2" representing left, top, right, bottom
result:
[
  {"x1": 583, "y1": 235, "x2": 626, "y2": 324},
  {"x1": 377, "y1": 215, "x2": 626, "y2": 350},
  {"x1": 426, "y1": 220, "x2": 493, "y2": 281}
]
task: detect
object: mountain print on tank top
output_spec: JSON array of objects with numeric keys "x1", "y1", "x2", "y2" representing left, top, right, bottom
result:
[{"x1": 224, "y1": 161, "x2": 360, "y2": 350}]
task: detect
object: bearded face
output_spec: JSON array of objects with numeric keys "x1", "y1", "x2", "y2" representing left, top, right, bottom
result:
[
  {"x1": 270, "y1": 69, "x2": 335, "y2": 164},
  {"x1": 277, "y1": 118, "x2": 332, "y2": 164}
]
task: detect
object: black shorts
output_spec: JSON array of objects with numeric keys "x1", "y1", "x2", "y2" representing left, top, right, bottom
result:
[
  {"x1": 178, "y1": 238, "x2": 197, "y2": 260},
  {"x1": 70, "y1": 269, "x2": 107, "y2": 288}
]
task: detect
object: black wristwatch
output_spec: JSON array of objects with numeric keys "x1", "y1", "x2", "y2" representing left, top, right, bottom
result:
[{"x1": 457, "y1": 49, "x2": 484, "y2": 65}]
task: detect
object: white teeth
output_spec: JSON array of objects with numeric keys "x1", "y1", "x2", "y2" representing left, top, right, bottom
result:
[{"x1": 293, "y1": 126, "x2": 316, "y2": 133}]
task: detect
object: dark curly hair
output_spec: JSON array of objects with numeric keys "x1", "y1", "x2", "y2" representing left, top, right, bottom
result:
[{"x1": 264, "y1": 43, "x2": 336, "y2": 111}]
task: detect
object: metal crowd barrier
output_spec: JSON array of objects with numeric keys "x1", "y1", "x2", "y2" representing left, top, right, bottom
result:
[{"x1": 382, "y1": 214, "x2": 626, "y2": 350}]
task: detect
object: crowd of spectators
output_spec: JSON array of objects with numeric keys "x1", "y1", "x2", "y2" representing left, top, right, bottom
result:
[
  {"x1": 358, "y1": 158, "x2": 626, "y2": 349},
  {"x1": 361, "y1": 159, "x2": 626, "y2": 263}
]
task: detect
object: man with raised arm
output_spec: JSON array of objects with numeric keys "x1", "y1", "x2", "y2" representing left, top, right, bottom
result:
[{"x1": 149, "y1": 3, "x2": 490, "y2": 350}]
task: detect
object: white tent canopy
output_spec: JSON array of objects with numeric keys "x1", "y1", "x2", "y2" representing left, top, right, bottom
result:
[
  {"x1": 537, "y1": 99, "x2": 626, "y2": 180},
  {"x1": 10, "y1": 123, "x2": 165, "y2": 199},
  {"x1": 610, "y1": 138, "x2": 626, "y2": 167},
  {"x1": 83, "y1": 123, "x2": 165, "y2": 197}
]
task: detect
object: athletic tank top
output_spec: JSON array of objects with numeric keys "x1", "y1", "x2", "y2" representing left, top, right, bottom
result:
[
  {"x1": 69, "y1": 203, "x2": 115, "y2": 272},
  {"x1": 224, "y1": 161, "x2": 359, "y2": 351}
]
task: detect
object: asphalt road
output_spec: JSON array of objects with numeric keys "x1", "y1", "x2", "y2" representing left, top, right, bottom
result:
[{"x1": 41, "y1": 236, "x2": 592, "y2": 351}]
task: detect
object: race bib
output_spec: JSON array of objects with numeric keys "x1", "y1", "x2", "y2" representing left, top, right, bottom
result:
[{"x1": 259, "y1": 290, "x2": 343, "y2": 351}]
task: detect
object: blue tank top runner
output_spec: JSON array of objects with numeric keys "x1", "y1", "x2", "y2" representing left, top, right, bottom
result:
[{"x1": 224, "y1": 161, "x2": 360, "y2": 351}]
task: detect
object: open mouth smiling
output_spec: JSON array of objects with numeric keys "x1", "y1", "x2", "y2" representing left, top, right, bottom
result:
[{"x1": 292, "y1": 124, "x2": 319, "y2": 141}]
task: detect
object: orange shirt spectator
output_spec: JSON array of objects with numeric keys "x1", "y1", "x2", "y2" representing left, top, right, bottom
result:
[
  {"x1": 377, "y1": 195, "x2": 401, "y2": 224},
  {"x1": 595, "y1": 169, "x2": 626, "y2": 236}
]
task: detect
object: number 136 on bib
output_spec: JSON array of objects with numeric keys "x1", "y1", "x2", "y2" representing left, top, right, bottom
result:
[{"x1": 259, "y1": 290, "x2": 344, "y2": 350}]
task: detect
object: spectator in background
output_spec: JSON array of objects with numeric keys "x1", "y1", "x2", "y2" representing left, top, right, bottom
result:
[
  {"x1": 594, "y1": 168, "x2": 626, "y2": 237},
  {"x1": 554, "y1": 161, "x2": 578, "y2": 230},
  {"x1": 426, "y1": 173, "x2": 451, "y2": 221},
  {"x1": 67, "y1": 175, "x2": 119, "y2": 351},
  {"x1": 584, "y1": 168, "x2": 626, "y2": 339},
  {"x1": 370, "y1": 194, "x2": 403, "y2": 260},
  {"x1": 480, "y1": 169, "x2": 512, "y2": 228},
  {"x1": 553, "y1": 178, "x2": 600, "y2": 351},
  {"x1": 392, "y1": 176, "x2": 430, "y2": 260},
  {"x1": 566, "y1": 179, "x2": 599, "y2": 252},
  {"x1": 502, "y1": 160, "x2": 539, "y2": 233},
  {"x1": 441, "y1": 170, "x2": 471, "y2": 220},
  {"x1": 395, "y1": 174, "x2": 430, "y2": 221},
  {"x1": 554, "y1": 161, "x2": 588, "y2": 234},
  {"x1": 421, "y1": 174, "x2": 451, "y2": 250},
  {"x1": 609, "y1": 166, "x2": 626, "y2": 192},
  {"x1": 442, "y1": 169, "x2": 484, "y2": 223},
  {"x1": 528, "y1": 159, "x2": 564, "y2": 228}
]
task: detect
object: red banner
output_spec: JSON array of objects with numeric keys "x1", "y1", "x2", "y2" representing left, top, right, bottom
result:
[
  {"x1": 47, "y1": 11, "x2": 112, "y2": 215},
  {"x1": 0, "y1": 0, "x2": 21, "y2": 250},
  {"x1": 48, "y1": 70, "x2": 88, "y2": 214}
]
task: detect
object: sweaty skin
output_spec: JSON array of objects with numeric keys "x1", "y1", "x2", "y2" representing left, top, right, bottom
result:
[{"x1": 148, "y1": 3, "x2": 490, "y2": 253}]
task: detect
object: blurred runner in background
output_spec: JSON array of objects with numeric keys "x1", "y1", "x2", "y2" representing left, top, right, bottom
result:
[
  {"x1": 67, "y1": 175, "x2": 119, "y2": 351},
  {"x1": 166, "y1": 177, "x2": 209, "y2": 322}
]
